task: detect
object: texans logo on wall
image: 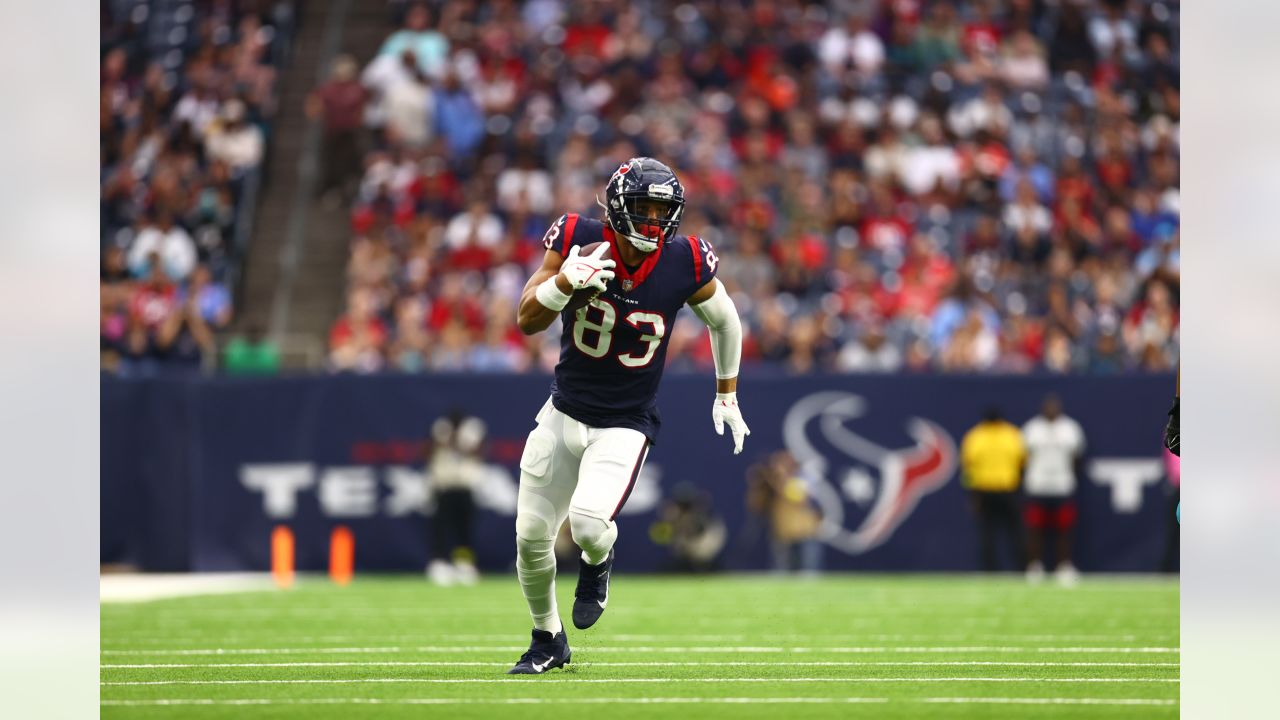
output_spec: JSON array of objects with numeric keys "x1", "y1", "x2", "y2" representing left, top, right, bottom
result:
[{"x1": 782, "y1": 392, "x2": 957, "y2": 555}]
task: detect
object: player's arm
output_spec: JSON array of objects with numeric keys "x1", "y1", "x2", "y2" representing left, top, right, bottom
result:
[
  {"x1": 516, "y1": 249, "x2": 571, "y2": 335},
  {"x1": 688, "y1": 278, "x2": 750, "y2": 454},
  {"x1": 516, "y1": 244, "x2": 616, "y2": 335}
]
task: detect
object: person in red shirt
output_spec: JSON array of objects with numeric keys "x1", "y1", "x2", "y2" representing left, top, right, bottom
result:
[
  {"x1": 129, "y1": 258, "x2": 179, "y2": 330},
  {"x1": 562, "y1": 4, "x2": 611, "y2": 59},
  {"x1": 963, "y1": 0, "x2": 1003, "y2": 58},
  {"x1": 860, "y1": 184, "x2": 913, "y2": 256},
  {"x1": 329, "y1": 288, "x2": 389, "y2": 372},
  {"x1": 307, "y1": 55, "x2": 369, "y2": 200}
]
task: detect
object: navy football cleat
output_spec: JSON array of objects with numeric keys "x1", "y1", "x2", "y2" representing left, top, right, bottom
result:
[
  {"x1": 572, "y1": 548, "x2": 614, "y2": 630},
  {"x1": 507, "y1": 629, "x2": 571, "y2": 675}
]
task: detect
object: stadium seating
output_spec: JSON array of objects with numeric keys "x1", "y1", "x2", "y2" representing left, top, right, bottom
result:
[{"x1": 327, "y1": 0, "x2": 1178, "y2": 375}]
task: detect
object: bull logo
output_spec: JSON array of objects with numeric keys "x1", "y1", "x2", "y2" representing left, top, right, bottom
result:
[{"x1": 782, "y1": 392, "x2": 956, "y2": 554}]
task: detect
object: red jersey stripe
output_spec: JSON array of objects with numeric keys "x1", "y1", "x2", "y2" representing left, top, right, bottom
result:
[
  {"x1": 689, "y1": 235, "x2": 704, "y2": 284},
  {"x1": 561, "y1": 213, "x2": 580, "y2": 256}
]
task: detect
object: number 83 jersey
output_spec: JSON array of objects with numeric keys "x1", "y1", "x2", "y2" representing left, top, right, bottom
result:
[{"x1": 542, "y1": 213, "x2": 719, "y2": 443}]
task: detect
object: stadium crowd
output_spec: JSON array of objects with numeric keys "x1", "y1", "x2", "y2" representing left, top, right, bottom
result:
[
  {"x1": 324, "y1": 0, "x2": 1179, "y2": 376},
  {"x1": 100, "y1": 0, "x2": 293, "y2": 374}
]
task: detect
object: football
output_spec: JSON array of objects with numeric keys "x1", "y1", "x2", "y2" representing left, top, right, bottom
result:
[{"x1": 564, "y1": 241, "x2": 612, "y2": 313}]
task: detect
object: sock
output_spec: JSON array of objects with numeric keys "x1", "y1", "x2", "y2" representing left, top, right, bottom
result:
[{"x1": 516, "y1": 534, "x2": 562, "y2": 635}]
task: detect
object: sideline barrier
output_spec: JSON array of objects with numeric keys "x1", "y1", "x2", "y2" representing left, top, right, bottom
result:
[{"x1": 101, "y1": 372, "x2": 1177, "y2": 573}]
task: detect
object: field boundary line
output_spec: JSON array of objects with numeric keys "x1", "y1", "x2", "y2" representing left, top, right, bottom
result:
[
  {"x1": 102, "y1": 676, "x2": 1181, "y2": 687},
  {"x1": 101, "y1": 660, "x2": 1181, "y2": 669},
  {"x1": 99, "y1": 645, "x2": 1181, "y2": 656},
  {"x1": 99, "y1": 696, "x2": 1176, "y2": 707}
]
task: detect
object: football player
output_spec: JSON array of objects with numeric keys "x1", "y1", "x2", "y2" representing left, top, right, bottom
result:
[{"x1": 506, "y1": 158, "x2": 749, "y2": 674}]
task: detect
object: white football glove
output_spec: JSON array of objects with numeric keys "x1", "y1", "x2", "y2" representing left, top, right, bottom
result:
[
  {"x1": 712, "y1": 392, "x2": 751, "y2": 455},
  {"x1": 560, "y1": 244, "x2": 616, "y2": 293}
]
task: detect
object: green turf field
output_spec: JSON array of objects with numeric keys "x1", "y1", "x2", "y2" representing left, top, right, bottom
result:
[{"x1": 101, "y1": 574, "x2": 1178, "y2": 718}]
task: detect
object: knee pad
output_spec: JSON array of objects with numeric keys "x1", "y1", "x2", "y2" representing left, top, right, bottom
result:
[
  {"x1": 568, "y1": 509, "x2": 615, "y2": 552},
  {"x1": 515, "y1": 512, "x2": 554, "y2": 547}
]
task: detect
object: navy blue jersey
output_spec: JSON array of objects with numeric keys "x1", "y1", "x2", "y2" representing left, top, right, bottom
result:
[{"x1": 541, "y1": 213, "x2": 719, "y2": 442}]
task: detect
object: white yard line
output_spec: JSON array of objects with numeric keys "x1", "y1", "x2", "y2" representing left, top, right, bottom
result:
[
  {"x1": 101, "y1": 676, "x2": 1180, "y2": 687},
  {"x1": 102, "y1": 660, "x2": 1180, "y2": 669},
  {"x1": 100, "y1": 573, "x2": 273, "y2": 603},
  {"x1": 106, "y1": 632, "x2": 1170, "y2": 644},
  {"x1": 924, "y1": 697, "x2": 1178, "y2": 706},
  {"x1": 100, "y1": 645, "x2": 1181, "y2": 656},
  {"x1": 99, "y1": 696, "x2": 1176, "y2": 707}
]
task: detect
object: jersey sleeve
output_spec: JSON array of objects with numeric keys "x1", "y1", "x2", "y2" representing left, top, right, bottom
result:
[
  {"x1": 687, "y1": 235, "x2": 720, "y2": 293},
  {"x1": 541, "y1": 213, "x2": 583, "y2": 258}
]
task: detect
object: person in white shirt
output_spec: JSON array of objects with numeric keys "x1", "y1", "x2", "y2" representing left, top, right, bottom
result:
[
  {"x1": 128, "y1": 211, "x2": 198, "y2": 282},
  {"x1": 444, "y1": 201, "x2": 503, "y2": 251},
  {"x1": 1021, "y1": 394, "x2": 1086, "y2": 586},
  {"x1": 205, "y1": 100, "x2": 264, "y2": 174},
  {"x1": 425, "y1": 410, "x2": 488, "y2": 586}
]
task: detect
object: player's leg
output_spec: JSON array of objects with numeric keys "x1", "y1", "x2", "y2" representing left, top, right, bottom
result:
[
  {"x1": 427, "y1": 489, "x2": 458, "y2": 585},
  {"x1": 510, "y1": 402, "x2": 580, "y2": 673},
  {"x1": 1002, "y1": 492, "x2": 1029, "y2": 570},
  {"x1": 1023, "y1": 499, "x2": 1046, "y2": 583},
  {"x1": 974, "y1": 492, "x2": 997, "y2": 571},
  {"x1": 451, "y1": 489, "x2": 478, "y2": 585},
  {"x1": 1053, "y1": 501, "x2": 1079, "y2": 586},
  {"x1": 567, "y1": 426, "x2": 649, "y2": 629}
]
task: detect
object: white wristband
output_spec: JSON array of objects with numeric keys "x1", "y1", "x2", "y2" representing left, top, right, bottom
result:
[{"x1": 535, "y1": 276, "x2": 572, "y2": 312}]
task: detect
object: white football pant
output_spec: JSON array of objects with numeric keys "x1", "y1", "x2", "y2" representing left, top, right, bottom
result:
[{"x1": 514, "y1": 397, "x2": 649, "y2": 633}]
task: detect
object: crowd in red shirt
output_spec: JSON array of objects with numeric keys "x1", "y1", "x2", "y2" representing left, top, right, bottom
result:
[{"x1": 325, "y1": 0, "x2": 1178, "y2": 375}]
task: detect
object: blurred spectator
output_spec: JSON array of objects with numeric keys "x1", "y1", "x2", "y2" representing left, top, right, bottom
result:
[
  {"x1": 444, "y1": 200, "x2": 503, "y2": 255},
  {"x1": 1021, "y1": 394, "x2": 1086, "y2": 586},
  {"x1": 329, "y1": 288, "x2": 389, "y2": 372},
  {"x1": 650, "y1": 483, "x2": 728, "y2": 573},
  {"x1": 379, "y1": 3, "x2": 449, "y2": 79},
  {"x1": 425, "y1": 410, "x2": 486, "y2": 586},
  {"x1": 185, "y1": 264, "x2": 233, "y2": 330},
  {"x1": 205, "y1": 100, "x2": 265, "y2": 175},
  {"x1": 383, "y1": 52, "x2": 436, "y2": 150},
  {"x1": 389, "y1": 296, "x2": 431, "y2": 372},
  {"x1": 324, "y1": 0, "x2": 1178, "y2": 377},
  {"x1": 128, "y1": 211, "x2": 198, "y2": 282},
  {"x1": 836, "y1": 322, "x2": 902, "y2": 373},
  {"x1": 222, "y1": 326, "x2": 282, "y2": 375},
  {"x1": 153, "y1": 282, "x2": 217, "y2": 374},
  {"x1": 496, "y1": 151, "x2": 554, "y2": 217},
  {"x1": 818, "y1": 12, "x2": 885, "y2": 78},
  {"x1": 129, "y1": 259, "x2": 179, "y2": 332},
  {"x1": 435, "y1": 69, "x2": 484, "y2": 160},
  {"x1": 746, "y1": 451, "x2": 823, "y2": 575},
  {"x1": 960, "y1": 407, "x2": 1027, "y2": 572},
  {"x1": 1000, "y1": 30, "x2": 1049, "y2": 90},
  {"x1": 101, "y1": 1, "x2": 292, "y2": 375},
  {"x1": 308, "y1": 55, "x2": 369, "y2": 199}
]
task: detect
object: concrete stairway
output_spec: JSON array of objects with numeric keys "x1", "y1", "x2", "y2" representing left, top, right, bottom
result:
[{"x1": 237, "y1": 0, "x2": 390, "y2": 367}]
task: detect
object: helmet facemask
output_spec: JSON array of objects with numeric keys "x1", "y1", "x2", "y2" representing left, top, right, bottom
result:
[
  {"x1": 600, "y1": 190, "x2": 684, "y2": 253},
  {"x1": 599, "y1": 157, "x2": 686, "y2": 253}
]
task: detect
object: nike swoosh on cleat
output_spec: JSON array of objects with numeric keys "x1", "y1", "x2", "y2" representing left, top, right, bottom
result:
[
  {"x1": 531, "y1": 657, "x2": 552, "y2": 672},
  {"x1": 597, "y1": 599, "x2": 607, "y2": 609}
]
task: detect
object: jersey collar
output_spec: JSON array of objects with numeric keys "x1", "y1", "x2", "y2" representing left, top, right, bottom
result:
[{"x1": 604, "y1": 225, "x2": 663, "y2": 291}]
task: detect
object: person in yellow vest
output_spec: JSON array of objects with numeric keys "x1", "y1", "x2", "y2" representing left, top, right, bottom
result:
[{"x1": 960, "y1": 406, "x2": 1027, "y2": 572}]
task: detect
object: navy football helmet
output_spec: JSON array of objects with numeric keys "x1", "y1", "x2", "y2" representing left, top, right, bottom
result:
[{"x1": 598, "y1": 157, "x2": 685, "y2": 253}]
